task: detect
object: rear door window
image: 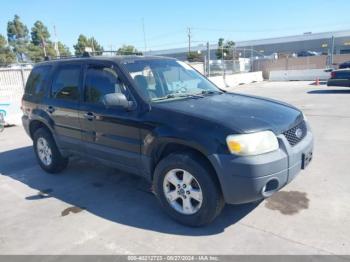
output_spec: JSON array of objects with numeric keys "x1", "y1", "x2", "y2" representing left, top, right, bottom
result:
[
  {"x1": 51, "y1": 64, "x2": 81, "y2": 101},
  {"x1": 25, "y1": 65, "x2": 52, "y2": 97}
]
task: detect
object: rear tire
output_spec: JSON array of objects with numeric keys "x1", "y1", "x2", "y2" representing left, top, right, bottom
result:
[
  {"x1": 33, "y1": 128, "x2": 68, "y2": 173},
  {"x1": 154, "y1": 152, "x2": 224, "y2": 226}
]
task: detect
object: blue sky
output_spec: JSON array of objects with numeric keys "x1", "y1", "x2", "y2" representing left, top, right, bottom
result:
[{"x1": 1, "y1": 0, "x2": 350, "y2": 52}]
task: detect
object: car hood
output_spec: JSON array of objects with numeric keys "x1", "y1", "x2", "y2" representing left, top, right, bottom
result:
[{"x1": 152, "y1": 93, "x2": 303, "y2": 134}]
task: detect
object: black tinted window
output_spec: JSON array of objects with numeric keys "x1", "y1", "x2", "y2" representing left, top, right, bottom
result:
[
  {"x1": 25, "y1": 66, "x2": 51, "y2": 97},
  {"x1": 85, "y1": 65, "x2": 124, "y2": 104},
  {"x1": 51, "y1": 65, "x2": 81, "y2": 101}
]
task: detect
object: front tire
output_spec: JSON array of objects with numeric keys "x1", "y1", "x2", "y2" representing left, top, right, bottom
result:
[
  {"x1": 33, "y1": 128, "x2": 68, "y2": 173},
  {"x1": 154, "y1": 153, "x2": 224, "y2": 226}
]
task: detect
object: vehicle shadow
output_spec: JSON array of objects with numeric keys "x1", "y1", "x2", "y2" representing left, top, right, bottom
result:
[
  {"x1": 0, "y1": 146, "x2": 260, "y2": 236},
  {"x1": 308, "y1": 89, "x2": 350, "y2": 94}
]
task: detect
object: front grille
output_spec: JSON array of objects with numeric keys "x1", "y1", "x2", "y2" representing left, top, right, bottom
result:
[{"x1": 283, "y1": 121, "x2": 307, "y2": 146}]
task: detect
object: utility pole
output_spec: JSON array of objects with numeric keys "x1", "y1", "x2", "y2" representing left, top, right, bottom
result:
[
  {"x1": 109, "y1": 45, "x2": 113, "y2": 56},
  {"x1": 250, "y1": 46, "x2": 254, "y2": 72},
  {"x1": 41, "y1": 36, "x2": 47, "y2": 57},
  {"x1": 142, "y1": 18, "x2": 147, "y2": 53},
  {"x1": 53, "y1": 25, "x2": 60, "y2": 57},
  {"x1": 187, "y1": 27, "x2": 192, "y2": 55},
  {"x1": 232, "y1": 46, "x2": 235, "y2": 72},
  {"x1": 330, "y1": 35, "x2": 335, "y2": 66},
  {"x1": 91, "y1": 40, "x2": 95, "y2": 52},
  {"x1": 207, "y1": 41, "x2": 210, "y2": 77}
]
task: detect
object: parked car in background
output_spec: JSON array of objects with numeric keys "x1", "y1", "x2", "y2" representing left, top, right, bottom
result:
[
  {"x1": 327, "y1": 69, "x2": 350, "y2": 87},
  {"x1": 338, "y1": 61, "x2": 350, "y2": 69},
  {"x1": 297, "y1": 50, "x2": 320, "y2": 57},
  {"x1": 22, "y1": 55, "x2": 313, "y2": 226}
]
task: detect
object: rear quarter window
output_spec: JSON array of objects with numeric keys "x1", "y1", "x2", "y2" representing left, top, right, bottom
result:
[{"x1": 25, "y1": 65, "x2": 52, "y2": 97}]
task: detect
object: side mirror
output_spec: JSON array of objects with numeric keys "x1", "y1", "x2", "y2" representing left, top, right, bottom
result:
[{"x1": 102, "y1": 93, "x2": 134, "y2": 110}]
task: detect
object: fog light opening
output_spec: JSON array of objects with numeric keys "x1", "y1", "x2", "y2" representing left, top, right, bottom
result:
[{"x1": 262, "y1": 178, "x2": 279, "y2": 197}]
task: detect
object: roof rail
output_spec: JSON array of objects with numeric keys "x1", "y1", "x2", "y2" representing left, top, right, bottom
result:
[
  {"x1": 86, "y1": 50, "x2": 144, "y2": 56},
  {"x1": 42, "y1": 50, "x2": 144, "y2": 62}
]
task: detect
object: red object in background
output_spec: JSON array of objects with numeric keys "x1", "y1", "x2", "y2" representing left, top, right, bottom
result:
[
  {"x1": 331, "y1": 71, "x2": 336, "y2": 78},
  {"x1": 315, "y1": 77, "x2": 320, "y2": 85}
]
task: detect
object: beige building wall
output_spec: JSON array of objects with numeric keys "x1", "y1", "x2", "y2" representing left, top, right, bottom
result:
[{"x1": 253, "y1": 54, "x2": 350, "y2": 79}]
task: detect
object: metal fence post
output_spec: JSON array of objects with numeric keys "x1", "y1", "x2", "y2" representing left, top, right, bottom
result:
[
  {"x1": 206, "y1": 42, "x2": 210, "y2": 77},
  {"x1": 20, "y1": 66, "x2": 26, "y2": 90}
]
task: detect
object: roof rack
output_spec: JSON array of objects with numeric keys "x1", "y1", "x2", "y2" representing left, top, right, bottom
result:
[{"x1": 43, "y1": 50, "x2": 143, "y2": 61}]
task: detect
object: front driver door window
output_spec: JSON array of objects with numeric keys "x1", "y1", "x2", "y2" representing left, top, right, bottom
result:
[{"x1": 80, "y1": 63, "x2": 142, "y2": 174}]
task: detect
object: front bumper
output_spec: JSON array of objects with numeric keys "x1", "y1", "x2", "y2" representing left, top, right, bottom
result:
[
  {"x1": 22, "y1": 115, "x2": 31, "y2": 137},
  {"x1": 209, "y1": 130, "x2": 314, "y2": 204}
]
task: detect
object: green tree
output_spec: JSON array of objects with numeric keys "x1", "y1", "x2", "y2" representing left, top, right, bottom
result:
[
  {"x1": 74, "y1": 34, "x2": 104, "y2": 55},
  {"x1": 187, "y1": 51, "x2": 202, "y2": 62},
  {"x1": 117, "y1": 45, "x2": 141, "y2": 55},
  {"x1": 57, "y1": 41, "x2": 71, "y2": 57},
  {"x1": 26, "y1": 43, "x2": 57, "y2": 62},
  {"x1": 7, "y1": 15, "x2": 29, "y2": 62},
  {"x1": 26, "y1": 43, "x2": 44, "y2": 62},
  {"x1": 88, "y1": 37, "x2": 103, "y2": 55},
  {"x1": 31, "y1": 21, "x2": 50, "y2": 46},
  {"x1": 27, "y1": 20, "x2": 71, "y2": 61},
  {"x1": 216, "y1": 38, "x2": 235, "y2": 60},
  {"x1": 27, "y1": 20, "x2": 54, "y2": 62},
  {"x1": 74, "y1": 34, "x2": 89, "y2": 55},
  {"x1": 0, "y1": 34, "x2": 16, "y2": 66}
]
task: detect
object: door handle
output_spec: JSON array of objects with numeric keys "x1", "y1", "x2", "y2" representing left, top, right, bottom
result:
[
  {"x1": 84, "y1": 112, "x2": 95, "y2": 121},
  {"x1": 47, "y1": 106, "x2": 55, "y2": 114}
]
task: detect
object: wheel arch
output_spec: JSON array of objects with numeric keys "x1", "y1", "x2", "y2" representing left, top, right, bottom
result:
[
  {"x1": 29, "y1": 119, "x2": 52, "y2": 139},
  {"x1": 149, "y1": 141, "x2": 221, "y2": 191}
]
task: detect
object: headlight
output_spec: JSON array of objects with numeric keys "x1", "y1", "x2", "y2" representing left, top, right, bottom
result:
[{"x1": 226, "y1": 131, "x2": 279, "y2": 156}]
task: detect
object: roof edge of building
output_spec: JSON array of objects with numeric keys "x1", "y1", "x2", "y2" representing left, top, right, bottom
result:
[{"x1": 146, "y1": 29, "x2": 350, "y2": 55}]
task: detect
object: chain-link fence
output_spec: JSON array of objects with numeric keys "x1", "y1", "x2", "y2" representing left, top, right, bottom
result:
[
  {"x1": 0, "y1": 66, "x2": 31, "y2": 125},
  {"x1": 189, "y1": 59, "x2": 251, "y2": 77}
]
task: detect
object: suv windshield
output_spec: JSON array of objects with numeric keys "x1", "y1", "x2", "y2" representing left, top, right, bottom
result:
[{"x1": 122, "y1": 59, "x2": 221, "y2": 102}]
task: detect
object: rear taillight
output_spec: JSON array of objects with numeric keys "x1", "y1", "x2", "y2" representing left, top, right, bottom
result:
[{"x1": 331, "y1": 71, "x2": 336, "y2": 78}]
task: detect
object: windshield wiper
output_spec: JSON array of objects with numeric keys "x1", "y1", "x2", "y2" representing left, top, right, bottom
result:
[
  {"x1": 199, "y1": 90, "x2": 222, "y2": 95},
  {"x1": 152, "y1": 94, "x2": 177, "y2": 101},
  {"x1": 153, "y1": 93, "x2": 203, "y2": 101}
]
